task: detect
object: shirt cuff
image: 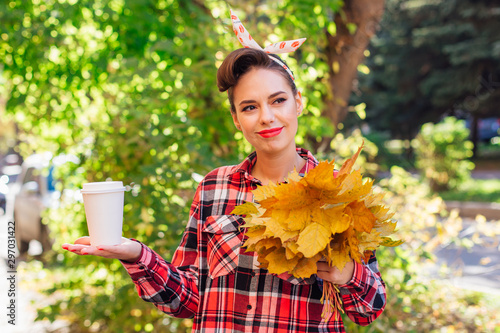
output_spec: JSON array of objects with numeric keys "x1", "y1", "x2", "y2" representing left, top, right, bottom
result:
[
  {"x1": 119, "y1": 240, "x2": 152, "y2": 280},
  {"x1": 337, "y1": 261, "x2": 365, "y2": 293}
]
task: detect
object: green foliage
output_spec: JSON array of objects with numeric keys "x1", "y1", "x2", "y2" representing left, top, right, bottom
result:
[
  {"x1": 343, "y1": 165, "x2": 500, "y2": 332},
  {"x1": 364, "y1": 132, "x2": 415, "y2": 173},
  {"x1": 0, "y1": 0, "x2": 233, "y2": 331},
  {"x1": 413, "y1": 117, "x2": 475, "y2": 191},
  {"x1": 439, "y1": 178, "x2": 500, "y2": 203},
  {"x1": 325, "y1": 128, "x2": 380, "y2": 177},
  {"x1": 353, "y1": 0, "x2": 500, "y2": 139},
  {"x1": 1, "y1": 0, "x2": 351, "y2": 331}
]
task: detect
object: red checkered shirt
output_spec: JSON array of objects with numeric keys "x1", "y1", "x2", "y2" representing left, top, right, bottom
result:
[{"x1": 122, "y1": 148, "x2": 386, "y2": 332}]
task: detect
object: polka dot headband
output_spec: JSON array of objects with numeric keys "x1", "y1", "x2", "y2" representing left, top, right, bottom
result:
[{"x1": 230, "y1": 9, "x2": 306, "y2": 81}]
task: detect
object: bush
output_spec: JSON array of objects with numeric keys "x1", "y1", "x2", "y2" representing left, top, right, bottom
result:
[
  {"x1": 327, "y1": 128, "x2": 380, "y2": 177},
  {"x1": 412, "y1": 117, "x2": 475, "y2": 192},
  {"x1": 343, "y1": 165, "x2": 500, "y2": 332}
]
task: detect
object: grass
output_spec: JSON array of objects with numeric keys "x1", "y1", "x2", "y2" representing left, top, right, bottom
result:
[{"x1": 439, "y1": 178, "x2": 500, "y2": 203}]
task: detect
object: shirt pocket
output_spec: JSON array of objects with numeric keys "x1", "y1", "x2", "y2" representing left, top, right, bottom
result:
[{"x1": 203, "y1": 215, "x2": 245, "y2": 280}]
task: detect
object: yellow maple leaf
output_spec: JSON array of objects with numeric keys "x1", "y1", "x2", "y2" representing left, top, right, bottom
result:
[
  {"x1": 272, "y1": 181, "x2": 313, "y2": 209},
  {"x1": 347, "y1": 201, "x2": 377, "y2": 234},
  {"x1": 283, "y1": 239, "x2": 300, "y2": 257},
  {"x1": 296, "y1": 222, "x2": 331, "y2": 258},
  {"x1": 271, "y1": 208, "x2": 290, "y2": 226},
  {"x1": 337, "y1": 169, "x2": 363, "y2": 196},
  {"x1": 369, "y1": 205, "x2": 395, "y2": 222},
  {"x1": 363, "y1": 191, "x2": 385, "y2": 208},
  {"x1": 250, "y1": 238, "x2": 282, "y2": 263},
  {"x1": 287, "y1": 206, "x2": 313, "y2": 231},
  {"x1": 333, "y1": 177, "x2": 373, "y2": 205},
  {"x1": 265, "y1": 247, "x2": 302, "y2": 275},
  {"x1": 374, "y1": 220, "x2": 398, "y2": 237},
  {"x1": 285, "y1": 168, "x2": 302, "y2": 183},
  {"x1": 358, "y1": 230, "x2": 382, "y2": 254},
  {"x1": 264, "y1": 217, "x2": 300, "y2": 242},
  {"x1": 292, "y1": 254, "x2": 322, "y2": 278},
  {"x1": 319, "y1": 204, "x2": 351, "y2": 234},
  {"x1": 327, "y1": 248, "x2": 352, "y2": 272},
  {"x1": 242, "y1": 226, "x2": 266, "y2": 249},
  {"x1": 302, "y1": 160, "x2": 340, "y2": 192},
  {"x1": 231, "y1": 201, "x2": 259, "y2": 216},
  {"x1": 253, "y1": 181, "x2": 277, "y2": 201},
  {"x1": 381, "y1": 237, "x2": 404, "y2": 247},
  {"x1": 342, "y1": 226, "x2": 363, "y2": 264}
]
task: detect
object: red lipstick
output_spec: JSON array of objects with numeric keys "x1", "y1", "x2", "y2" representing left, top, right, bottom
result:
[{"x1": 257, "y1": 127, "x2": 283, "y2": 138}]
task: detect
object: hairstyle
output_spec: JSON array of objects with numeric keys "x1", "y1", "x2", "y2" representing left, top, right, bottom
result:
[{"x1": 216, "y1": 48, "x2": 298, "y2": 113}]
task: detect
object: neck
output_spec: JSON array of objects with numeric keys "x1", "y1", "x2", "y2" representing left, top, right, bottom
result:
[{"x1": 251, "y1": 148, "x2": 305, "y2": 185}]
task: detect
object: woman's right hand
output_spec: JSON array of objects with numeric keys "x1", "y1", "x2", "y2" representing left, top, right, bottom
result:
[{"x1": 62, "y1": 237, "x2": 143, "y2": 263}]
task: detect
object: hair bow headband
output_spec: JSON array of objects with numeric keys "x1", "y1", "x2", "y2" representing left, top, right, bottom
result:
[{"x1": 230, "y1": 9, "x2": 306, "y2": 81}]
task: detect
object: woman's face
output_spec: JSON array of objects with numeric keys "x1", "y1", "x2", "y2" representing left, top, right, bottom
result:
[{"x1": 231, "y1": 68, "x2": 303, "y2": 155}]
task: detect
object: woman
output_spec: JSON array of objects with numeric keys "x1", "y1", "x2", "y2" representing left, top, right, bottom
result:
[{"x1": 63, "y1": 17, "x2": 386, "y2": 332}]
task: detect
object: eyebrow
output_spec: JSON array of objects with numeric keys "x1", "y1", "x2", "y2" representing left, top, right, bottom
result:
[{"x1": 238, "y1": 91, "x2": 287, "y2": 106}]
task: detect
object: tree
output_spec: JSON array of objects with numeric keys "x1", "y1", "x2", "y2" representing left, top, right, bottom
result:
[
  {"x1": 324, "y1": 0, "x2": 385, "y2": 129},
  {"x1": 355, "y1": 0, "x2": 500, "y2": 143},
  {"x1": 1, "y1": 1, "x2": 232, "y2": 331}
]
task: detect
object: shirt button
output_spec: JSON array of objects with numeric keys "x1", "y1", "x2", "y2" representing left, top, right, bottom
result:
[
  {"x1": 247, "y1": 304, "x2": 252, "y2": 310},
  {"x1": 251, "y1": 271, "x2": 256, "y2": 277}
]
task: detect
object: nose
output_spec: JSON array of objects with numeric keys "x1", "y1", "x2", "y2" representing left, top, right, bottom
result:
[{"x1": 259, "y1": 104, "x2": 275, "y2": 124}]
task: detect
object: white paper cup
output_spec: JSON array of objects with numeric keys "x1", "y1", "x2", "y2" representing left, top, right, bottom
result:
[{"x1": 81, "y1": 181, "x2": 125, "y2": 246}]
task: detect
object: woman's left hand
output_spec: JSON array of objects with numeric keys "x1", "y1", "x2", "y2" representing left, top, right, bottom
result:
[{"x1": 316, "y1": 259, "x2": 355, "y2": 285}]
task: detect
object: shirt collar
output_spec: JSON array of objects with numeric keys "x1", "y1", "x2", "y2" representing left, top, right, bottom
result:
[{"x1": 229, "y1": 148, "x2": 318, "y2": 182}]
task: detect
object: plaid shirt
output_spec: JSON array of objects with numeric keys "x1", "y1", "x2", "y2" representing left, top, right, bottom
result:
[{"x1": 122, "y1": 148, "x2": 386, "y2": 332}]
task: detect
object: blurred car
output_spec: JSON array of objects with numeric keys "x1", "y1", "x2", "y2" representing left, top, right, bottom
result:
[
  {"x1": 0, "y1": 153, "x2": 23, "y2": 215},
  {"x1": 0, "y1": 175, "x2": 7, "y2": 215},
  {"x1": 466, "y1": 117, "x2": 500, "y2": 142},
  {"x1": 11, "y1": 153, "x2": 79, "y2": 255}
]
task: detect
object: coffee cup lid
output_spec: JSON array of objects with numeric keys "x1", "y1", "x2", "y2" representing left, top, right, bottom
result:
[{"x1": 81, "y1": 181, "x2": 125, "y2": 193}]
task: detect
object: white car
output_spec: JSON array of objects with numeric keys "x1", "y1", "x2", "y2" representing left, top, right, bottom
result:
[{"x1": 11, "y1": 153, "x2": 79, "y2": 255}]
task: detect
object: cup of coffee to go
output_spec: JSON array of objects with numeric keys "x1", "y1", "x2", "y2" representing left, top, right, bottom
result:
[{"x1": 81, "y1": 181, "x2": 126, "y2": 246}]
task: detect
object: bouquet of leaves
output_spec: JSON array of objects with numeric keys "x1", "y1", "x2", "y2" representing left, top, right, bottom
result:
[{"x1": 231, "y1": 145, "x2": 403, "y2": 319}]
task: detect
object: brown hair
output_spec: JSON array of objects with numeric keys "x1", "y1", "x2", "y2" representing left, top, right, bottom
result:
[{"x1": 216, "y1": 48, "x2": 298, "y2": 113}]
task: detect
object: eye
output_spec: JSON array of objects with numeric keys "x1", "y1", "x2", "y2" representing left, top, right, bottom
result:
[
  {"x1": 274, "y1": 97, "x2": 286, "y2": 104},
  {"x1": 242, "y1": 105, "x2": 256, "y2": 112}
]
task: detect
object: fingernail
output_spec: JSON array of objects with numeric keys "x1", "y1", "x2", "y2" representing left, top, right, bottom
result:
[{"x1": 97, "y1": 247, "x2": 104, "y2": 251}]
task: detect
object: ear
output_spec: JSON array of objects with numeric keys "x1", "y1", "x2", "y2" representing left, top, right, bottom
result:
[
  {"x1": 231, "y1": 112, "x2": 242, "y2": 130},
  {"x1": 295, "y1": 91, "x2": 304, "y2": 116}
]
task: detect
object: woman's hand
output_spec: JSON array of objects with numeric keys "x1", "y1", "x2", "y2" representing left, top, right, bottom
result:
[
  {"x1": 316, "y1": 259, "x2": 355, "y2": 285},
  {"x1": 62, "y1": 237, "x2": 142, "y2": 263}
]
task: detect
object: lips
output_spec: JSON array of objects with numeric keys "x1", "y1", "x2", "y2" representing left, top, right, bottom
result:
[{"x1": 257, "y1": 127, "x2": 283, "y2": 138}]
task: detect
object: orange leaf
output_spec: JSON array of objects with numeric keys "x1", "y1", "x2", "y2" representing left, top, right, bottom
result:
[
  {"x1": 337, "y1": 143, "x2": 364, "y2": 177},
  {"x1": 327, "y1": 248, "x2": 352, "y2": 272},
  {"x1": 302, "y1": 160, "x2": 339, "y2": 191},
  {"x1": 348, "y1": 201, "x2": 377, "y2": 233},
  {"x1": 292, "y1": 254, "x2": 322, "y2": 278}
]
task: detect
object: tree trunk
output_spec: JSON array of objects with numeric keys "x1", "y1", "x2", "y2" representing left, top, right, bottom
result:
[
  {"x1": 324, "y1": 0, "x2": 385, "y2": 129},
  {"x1": 470, "y1": 113, "x2": 479, "y2": 158}
]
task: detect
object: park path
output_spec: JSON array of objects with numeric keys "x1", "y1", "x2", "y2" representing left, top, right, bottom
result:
[{"x1": 0, "y1": 212, "x2": 71, "y2": 332}]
